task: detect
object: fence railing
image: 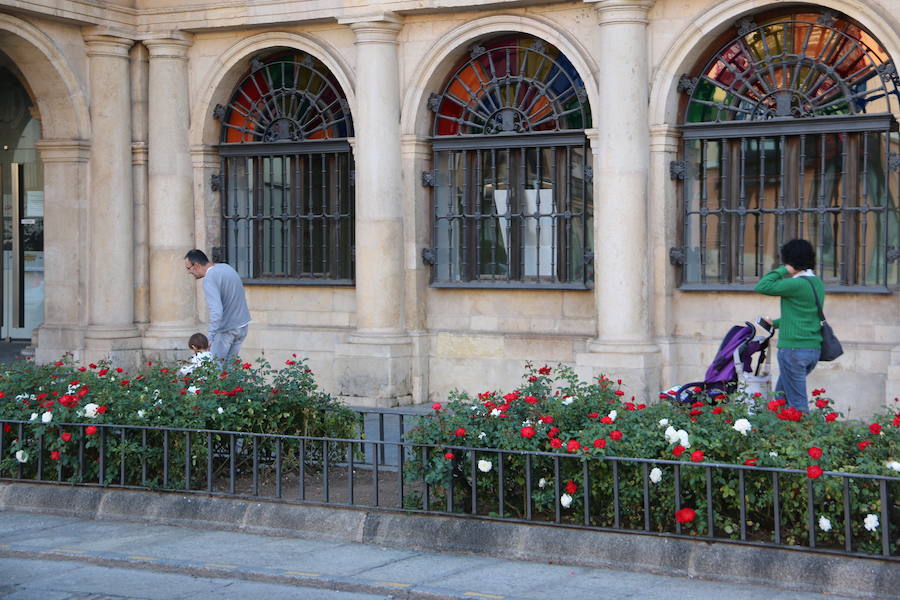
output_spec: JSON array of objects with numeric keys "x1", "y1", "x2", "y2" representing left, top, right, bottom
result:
[{"x1": 1, "y1": 416, "x2": 896, "y2": 560}]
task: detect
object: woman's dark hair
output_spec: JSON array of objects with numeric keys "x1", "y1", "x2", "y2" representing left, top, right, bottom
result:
[
  {"x1": 781, "y1": 239, "x2": 816, "y2": 271},
  {"x1": 189, "y1": 332, "x2": 209, "y2": 350}
]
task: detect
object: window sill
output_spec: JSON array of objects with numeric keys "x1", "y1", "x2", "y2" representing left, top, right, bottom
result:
[
  {"x1": 244, "y1": 278, "x2": 355, "y2": 287},
  {"x1": 430, "y1": 281, "x2": 593, "y2": 291},
  {"x1": 677, "y1": 283, "x2": 893, "y2": 294}
]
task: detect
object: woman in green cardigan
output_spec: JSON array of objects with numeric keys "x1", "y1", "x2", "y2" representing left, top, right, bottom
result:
[{"x1": 754, "y1": 239, "x2": 824, "y2": 413}]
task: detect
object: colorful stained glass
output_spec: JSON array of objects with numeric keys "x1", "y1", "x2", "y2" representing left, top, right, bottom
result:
[
  {"x1": 221, "y1": 52, "x2": 352, "y2": 143},
  {"x1": 684, "y1": 10, "x2": 899, "y2": 123},
  {"x1": 432, "y1": 35, "x2": 591, "y2": 136}
]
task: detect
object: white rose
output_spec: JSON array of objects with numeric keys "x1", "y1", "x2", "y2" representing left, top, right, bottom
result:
[
  {"x1": 82, "y1": 403, "x2": 99, "y2": 418},
  {"x1": 769, "y1": 451, "x2": 779, "y2": 457},
  {"x1": 217, "y1": 407, "x2": 224, "y2": 415},
  {"x1": 187, "y1": 386, "x2": 199, "y2": 395},
  {"x1": 136, "y1": 410, "x2": 146, "y2": 419},
  {"x1": 649, "y1": 467, "x2": 663, "y2": 484},
  {"x1": 664, "y1": 426, "x2": 679, "y2": 444},
  {"x1": 477, "y1": 460, "x2": 492, "y2": 473},
  {"x1": 561, "y1": 397, "x2": 574, "y2": 406},
  {"x1": 677, "y1": 429, "x2": 690, "y2": 449},
  {"x1": 14, "y1": 449, "x2": 28, "y2": 463},
  {"x1": 608, "y1": 410, "x2": 617, "y2": 422},
  {"x1": 560, "y1": 493, "x2": 573, "y2": 508},
  {"x1": 887, "y1": 461, "x2": 900, "y2": 472},
  {"x1": 658, "y1": 418, "x2": 669, "y2": 427},
  {"x1": 538, "y1": 477, "x2": 547, "y2": 489},
  {"x1": 478, "y1": 432, "x2": 487, "y2": 440},
  {"x1": 29, "y1": 413, "x2": 38, "y2": 422},
  {"x1": 864, "y1": 514, "x2": 879, "y2": 532},
  {"x1": 41, "y1": 411, "x2": 53, "y2": 424},
  {"x1": 733, "y1": 418, "x2": 752, "y2": 436},
  {"x1": 818, "y1": 516, "x2": 832, "y2": 532},
  {"x1": 490, "y1": 409, "x2": 501, "y2": 417}
]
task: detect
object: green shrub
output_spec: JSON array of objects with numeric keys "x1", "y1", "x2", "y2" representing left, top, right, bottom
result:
[{"x1": 404, "y1": 363, "x2": 900, "y2": 555}]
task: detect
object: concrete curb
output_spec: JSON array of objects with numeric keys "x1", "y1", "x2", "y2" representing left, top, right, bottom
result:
[{"x1": 1, "y1": 481, "x2": 896, "y2": 599}]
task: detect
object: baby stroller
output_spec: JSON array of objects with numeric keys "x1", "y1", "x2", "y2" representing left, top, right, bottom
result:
[{"x1": 666, "y1": 320, "x2": 774, "y2": 404}]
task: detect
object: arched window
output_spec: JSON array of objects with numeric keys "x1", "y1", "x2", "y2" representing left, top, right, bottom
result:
[
  {"x1": 674, "y1": 9, "x2": 900, "y2": 290},
  {"x1": 426, "y1": 35, "x2": 593, "y2": 288},
  {"x1": 215, "y1": 51, "x2": 354, "y2": 283}
]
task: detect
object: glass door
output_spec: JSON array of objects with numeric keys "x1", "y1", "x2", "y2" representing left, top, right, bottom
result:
[{"x1": 0, "y1": 65, "x2": 44, "y2": 341}]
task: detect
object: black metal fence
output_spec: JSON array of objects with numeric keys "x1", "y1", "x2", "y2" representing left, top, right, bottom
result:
[{"x1": 1, "y1": 412, "x2": 897, "y2": 561}]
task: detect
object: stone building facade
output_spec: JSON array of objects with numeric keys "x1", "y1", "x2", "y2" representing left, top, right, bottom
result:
[{"x1": 0, "y1": 0, "x2": 898, "y2": 416}]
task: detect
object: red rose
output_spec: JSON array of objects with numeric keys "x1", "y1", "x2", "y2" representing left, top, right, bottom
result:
[
  {"x1": 528, "y1": 376, "x2": 538, "y2": 382},
  {"x1": 503, "y1": 392, "x2": 519, "y2": 402},
  {"x1": 638, "y1": 403, "x2": 646, "y2": 410},
  {"x1": 60, "y1": 432, "x2": 72, "y2": 442},
  {"x1": 432, "y1": 402, "x2": 442, "y2": 411},
  {"x1": 690, "y1": 450, "x2": 705, "y2": 462},
  {"x1": 566, "y1": 440, "x2": 581, "y2": 452},
  {"x1": 600, "y1": 416, "x2": 613, "y2": 424},
  {"x1": 777, "y1": 407, "x2": 803, "y2": 422},
  {"x1": 675, "y1": 508, "x2": 696, "y2": 524},
  {"x1": 97, "y1": 368, "x2": 108, "y2": 377},
  {"x1": 115, "y1": 368, "x2": 123, "y2": 373},
  {"x1": 444, "y1": 452, "x2": 454, "y2": 460},
  {"x1": 2, "y1": 424, "x2": 10, "y2": 434},
  {"x1": 672, "y1": 445, "x2": 685, "y2": 457},
  {"x1": 807, "y1": 447, "x2": 823, "y2": 459},
  {"x1": 609, "y1": 430, "x2": 623, "y2": 441},
  {"x1": 565, "y1": 480, "x2": 577, "y2": 494},
  {"x1": 53, "y1": 360, "x2": 64, "y2": 366},
  {"x1": 538, "y1": 366, "x2": 551, "y2": 375},
  {"x1": 825, "y1": 412, "x2": 838, "y2": 423},
  {"x1": 454, "y1": 427, "x2": 466, "y2": 437},
  {"x1": 550, "y1": 438, "x2": 563, "y2": 449},
  {"x1": 858, "y1": 440, "x2": 871, "y2": 450},
  {"x1": 50, "y1": 451, "x2": 60, "y2": 460},
  {"x1": 89, "y1": 363, "x2": 97, "y2": 369},
  {"x1": 815, "y1": 398, "x2": 828, "y2": 409},
  {"x1": 547, "y1": 426, "x2": 560, "y2": 439},
  {"x1": 691, "y1": 401, "x2": 704, "y2": 408},
  {"x1": 689, "y1": 409, "x2": 703, "y2": 416},
  {"x1": 767, "y1": 400, "x2": 780, "y2": 411},
  {"x1": 712, "y1": 406, "x2": 723, "y2": 415},
  {"x1": 614, "y1": 390, "x2": 625, "y2": 396},
  {"x1": 624, "y1": 402, "x2": 636, "y2": 411},
  {"x1": 242, "y1": 362, "x2": 252, "y2": 369},
  {"x1": 743, "y1": 458, "x2": 758, "y2": 466},
  {"x1": 593, "y1": 438, "x2": 606, "y2": 449},
  {"x1": 524, "y1": 395, "x2": 539, "y2": 404},
  {"x1": 893, "y1": 414, "x2": 900, "y2": 427},
  {"x1": 285, "y1": 360, "x2": 296, "y2": 366},
  {"x1": 807, "y1": 465, "x2": 823, "y2": 479},
  {"x1": 85, "y1": 425, "x2": 97, "y2": 435},
  {"x1": 539, "y1": 415, "x2": 554, "y2": 424},
  {"x1": 869, "y1": 423, "x2": 882, "y2": 435},
  {"x1": 96, "y1": 405, "x2": 107, "y2": 414},
  {"x1": 520, "y1": 426, "x2": 536, "y2": 439},
  {"x1": 811, "y1": 388, "x2": 824, "y2": 396}
]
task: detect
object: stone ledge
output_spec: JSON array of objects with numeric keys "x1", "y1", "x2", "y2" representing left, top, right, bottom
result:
[{"x1": 0, "y1": 481, "x2": 895, "y2": 599}]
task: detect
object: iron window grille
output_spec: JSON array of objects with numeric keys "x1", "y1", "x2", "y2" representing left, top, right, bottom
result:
[
  {"x1": 674, "y1": 10, "x2": 900, "y2": 291},
  {"x1": 215, "y1": 52, "x2": 355, "y2": 284},
  {"x1": 427, "y1": 36, "x2": 593, "y2": 289}
]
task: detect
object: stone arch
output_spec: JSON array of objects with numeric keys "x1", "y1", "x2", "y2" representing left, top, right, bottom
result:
[
  {"x1": 0, "y1": 14, "x2": 89, "y2": 140},
  {"x1": 648, "y1": 0, "x2": 900, "y2": 127},
  {"x1": 191, "y1": 32, "x2": 356, "y2": 148},
  {"x1": 400, "y1": 14, "x2": 600, "y2": 139}
]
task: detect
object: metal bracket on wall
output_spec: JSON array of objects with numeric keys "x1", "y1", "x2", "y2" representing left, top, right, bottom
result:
[
  {"x1": 421, "y1": 247, "x2": 436, "y2": 265},
  {"x1": 421, "y1": 170, "x2": 436, "y2": 187},
  {"x1": 669, "y1": 160, "x2": 687, "y2": 180},
  {"x1": 210, "y1": 173, "x2": 223, "y2": 192},
  {"x1": 669, "y1": 247, "x2": 686, "y2": 265}
]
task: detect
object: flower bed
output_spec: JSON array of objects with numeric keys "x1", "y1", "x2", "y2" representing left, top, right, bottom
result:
[
  {"x1": 0, "y1": 356, "x2": 360, "y2": 485},
  {"x1": 404, "y1": 364, "x2": 900, "y2": 555}
]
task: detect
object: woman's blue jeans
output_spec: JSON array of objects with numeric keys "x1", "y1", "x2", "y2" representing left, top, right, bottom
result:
[{"x1": 775, "y1": 347, "x2": 820, "y2": 412}]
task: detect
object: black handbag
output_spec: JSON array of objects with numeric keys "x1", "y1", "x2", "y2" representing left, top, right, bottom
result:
[{"x1": 803, "y1": 277, "x2": 843, "y2": 361}]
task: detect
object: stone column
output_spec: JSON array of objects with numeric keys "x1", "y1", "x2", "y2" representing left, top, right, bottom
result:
[
  {"x1": 334, "y1": 13, "x2": 412, "y2": 406},
  {"x1": 131, "y1": 42, "x2": 150, "y2": 327},
  {"x1": 83, "y1": 31, "x2": 142, "y2": 366},
  {"x1": 576, "y1": 0, "x2": 660, "y2": 401},
  {"x1": 34, "y1": 139, "x2": 91, "y2": 364},
  {"x1": 142, "y1": 33, "x2": 197, "y2": 359}
]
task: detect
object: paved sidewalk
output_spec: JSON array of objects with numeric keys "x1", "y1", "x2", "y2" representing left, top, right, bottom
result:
[{"x1": 0, "y1": 511, "x2": 863, "y2": 600}]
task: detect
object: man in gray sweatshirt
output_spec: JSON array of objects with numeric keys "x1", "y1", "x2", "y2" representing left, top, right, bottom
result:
[{"x1": 184, "y1": 249, "x2": 251, "y2": 362}]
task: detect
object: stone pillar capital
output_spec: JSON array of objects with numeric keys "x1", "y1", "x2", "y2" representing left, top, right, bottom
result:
[
  {"x1": 583, "y1": 128, "x2": 601, "y2": 153},
  {"x1": 586, "y1": 0, "x2": 655, "y2": 26},
  {"x1": 340, "y1": 13, "x2": 403, "y2": 44},
  {"x1": 143, "y1": 34, "x2": 194, "y2": 59},
  {"x1": 190, "y1": 144, "x2": 219, "y2": 168},
  {"x1": 83, "y1": 31, "x2": 135, "y2": 58},
  {"x1": 132, "y1": 141, "x2": 148, "y2": 165},
  {"x1": 35, "y1": 139, "x2": 91, "y2": 163},
  {"x1": 400, "y1": 134, "x2": 431, "y2": 157},
  {"x1": 649, "y1": 123, "x2": 681, "y2": 152}
]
